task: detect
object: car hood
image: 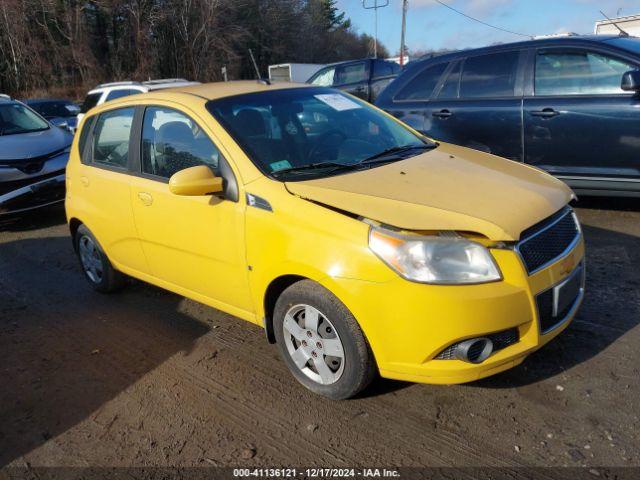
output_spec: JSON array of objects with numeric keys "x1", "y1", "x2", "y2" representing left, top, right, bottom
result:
[
  {"x1": 285, "y1": 143, "x2": 573, "y2": 241},
  {"x1": 48, "y1": 116, "x2": 78, "y2": 128},
  {"x1": 0, "y1": 126, "x2": 72, "y2": 161}
]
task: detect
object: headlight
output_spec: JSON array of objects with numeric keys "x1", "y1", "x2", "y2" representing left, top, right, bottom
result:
[{"x1": 368, "y1": 227, "x2": 502, "y2": 285}]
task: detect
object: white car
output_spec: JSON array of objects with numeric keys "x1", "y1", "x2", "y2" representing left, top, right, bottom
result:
[{"x1": 77, "y1": 79, "x2": 199, "y2": 125}]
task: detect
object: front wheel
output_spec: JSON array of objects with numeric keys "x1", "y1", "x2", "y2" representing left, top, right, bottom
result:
[
  {"x1": 274, "y1": 280, "x2": 376, "y2": 400},
  {"x1": 74, "y1": 224, "x2": 126, "y2": 293}
]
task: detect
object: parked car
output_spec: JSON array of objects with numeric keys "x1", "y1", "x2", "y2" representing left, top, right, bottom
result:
[
  {"x1": 307, "y1": 58, "x2": 401, "y2": 103},
  {"x1": 376, "y1": 34, "x2": 640, "y2": 197},
  {"x1": 25, "y1": 98, "x2": 80, "y2": 132},
  {"x1": 0, "y1": 96, "x2": 72, "y2": 216},
  {"x1": 66, "y1": 81, "x2": 584, "y2": 399},
  {"x1": 77, "y1": 78, "x2": 200, "y2": 125}
]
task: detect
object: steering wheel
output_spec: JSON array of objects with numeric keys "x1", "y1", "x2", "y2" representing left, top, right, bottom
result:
[{"x1": 307, "y1": 129, "x2": 348, "y2": 162}]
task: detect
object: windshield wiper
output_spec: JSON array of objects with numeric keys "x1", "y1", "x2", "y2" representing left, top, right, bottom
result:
[
  {"x1": 271, "y1": 161, "x2": 359, "y2": 177},
  {"x1": 358, "y1": 144, "x2": 434, "y2": 165},
  {"x1": 271, "y1": 143, "x2": 436, "y2": 178}
]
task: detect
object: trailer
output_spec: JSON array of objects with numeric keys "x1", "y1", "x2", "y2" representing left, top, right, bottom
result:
[{"x1": 268, "y1": 63, "x2": 325, "y2": 83}]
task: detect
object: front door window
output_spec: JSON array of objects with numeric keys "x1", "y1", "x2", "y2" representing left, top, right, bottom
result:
[
  {"x1": 535, "y1": 50, "x2": 636, "y2": 95},
  {"x1": 141, "y1": 107, "x2": 221, "y2": 178}
]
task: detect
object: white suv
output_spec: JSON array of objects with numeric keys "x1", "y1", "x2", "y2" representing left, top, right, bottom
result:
[{"x1": 77, "y1": 79, "x2": 199, "y2": 124}]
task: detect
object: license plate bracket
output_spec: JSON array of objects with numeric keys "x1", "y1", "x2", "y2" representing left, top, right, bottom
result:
[{"x1": 553, "y1": 264, "x2": 583, "y2": 317}]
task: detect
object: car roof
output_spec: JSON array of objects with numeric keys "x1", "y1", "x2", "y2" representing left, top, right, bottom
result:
[
  {"x1": 83, "y1": 80, "x2": 315, "y2": 117},
  {"x1": 87, "y1": 79, "x2": 199, "y2": 95},
  {"x1": 416, "y1": 34, "x2": 637, "y2": 64},
  {"x1": 316, "y1": 58, "x2": 395, "y2": 69},
  {"x1": 25, "y1": 98, "x2": 71, "y2": 104},
  {"x1": 87, "y1": 85, "x2": 146, "y2": 95},
  {"x1": 146, "y1": 80, "x2": 312, "y2": 101}
]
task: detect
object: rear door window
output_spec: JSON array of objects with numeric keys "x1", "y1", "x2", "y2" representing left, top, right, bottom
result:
[
  {"x1": 91, "y1": 107, "x2": 135, "y2": 169},
  {"x1": 535, "y1": 50, "x2": 637, "y2": 95},
  {"x1": 373, "y1": 61, "x2": 397, "y2": 78},
  {"x1": 437, "y1": 61, "x2": 461, "y2": 99},
  {"x1": 395, "y1": 62, "x2": 448, "y2": 101},
  {"x1": 80, "y1": 93, "x2": 101, "y2": 113},
  {"x1": 460, "y1": 51, "x2": 520, "y2": 98}
]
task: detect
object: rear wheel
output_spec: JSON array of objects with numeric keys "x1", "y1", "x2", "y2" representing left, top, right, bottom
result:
[
  {"x1": 75, "y1": 224, "x2": 126, "y2": 293},
  {"x1": 274, "y1": 280, "x2": 376, "y2": 400}
]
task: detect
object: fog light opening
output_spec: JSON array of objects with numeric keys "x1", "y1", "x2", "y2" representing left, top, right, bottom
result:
[{"x1": 454, "y1": 338, "x2": 494, "y2": 364}]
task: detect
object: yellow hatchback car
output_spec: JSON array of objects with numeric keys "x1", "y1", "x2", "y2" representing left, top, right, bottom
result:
[{"x1": 66, "y1": 81, "x2": 585, "y2": 399}]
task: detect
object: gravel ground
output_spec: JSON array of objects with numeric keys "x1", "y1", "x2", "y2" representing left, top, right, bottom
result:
[{"x1": 0, "y1": 198, "x2": 638, "y2": 474}]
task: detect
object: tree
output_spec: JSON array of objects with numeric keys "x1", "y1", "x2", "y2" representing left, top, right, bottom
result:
[{"x1": 0, "y1": 0, "x2": 389, "y2": 97}]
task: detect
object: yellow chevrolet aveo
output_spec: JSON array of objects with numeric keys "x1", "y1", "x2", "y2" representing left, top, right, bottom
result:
[{"x1": 66, "y1": 81, "x2": 585, "y2": 399}]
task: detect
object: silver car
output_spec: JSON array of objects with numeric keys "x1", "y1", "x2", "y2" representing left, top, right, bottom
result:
[{"x1": 0, "y1": 97, "x2": 72, "y2": 216}]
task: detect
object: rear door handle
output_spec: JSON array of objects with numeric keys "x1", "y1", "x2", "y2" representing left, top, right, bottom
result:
[
  {"x1": 432, "y1": 109, "x2": 452, "y2": 119},
  {"x1": 530, "y1": 108, "x2": 560, "y2": 118},
  {"x1": 80, "y1": 176, "x2": 89, "y2": 187},
  {"x1": 137, "y1": 192, "x2": 153, "y2": 206}
]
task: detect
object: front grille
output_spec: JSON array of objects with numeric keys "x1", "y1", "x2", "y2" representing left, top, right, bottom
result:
[
  {"x1": 0, "y1": 170, "x2": 65, "y2": 196},
  {"x1": 435, "y1": 328, "x2": 519, "y2": 360},
  {"x1": 517, "y1": 207, "x2": 580, "y2": 274},
  {"x1": 0, "y1": 146, "x2": 68, "y2": 169}
]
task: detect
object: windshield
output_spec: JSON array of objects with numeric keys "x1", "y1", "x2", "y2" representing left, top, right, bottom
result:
[
  {"x1": 206, "y1": 87, "x2": 431, "y2": 180},
  {"x1": 80, "y1": 92, "x2": 101, "y2": 113},
  {"x1": 28, "y1": 101, "x2": 79, "y2": 118},
  {"x1": 0, "y1": 103, "x2": 50, "y2": 136}
]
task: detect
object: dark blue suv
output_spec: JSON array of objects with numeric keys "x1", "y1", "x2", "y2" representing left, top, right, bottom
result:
[{"x1": 376, "y1": 35, "x2": 640, "y2": 197}]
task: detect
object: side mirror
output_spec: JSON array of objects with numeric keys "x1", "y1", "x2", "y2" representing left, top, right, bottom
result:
[
  {"x1": 169, "y1": 165, "x2": 223, "y2": 196},
  {"x1": 621, "y1": 70, "x2": 640, "y2": 92}
]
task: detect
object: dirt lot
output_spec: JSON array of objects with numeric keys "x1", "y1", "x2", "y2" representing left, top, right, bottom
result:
[{"x1": 1, "y1": 199, "x2": 639, "y2": 473}]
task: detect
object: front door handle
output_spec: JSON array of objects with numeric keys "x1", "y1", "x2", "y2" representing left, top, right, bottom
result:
[
  {"x1": 432, "y1": 109, "x2": 452, "y2": 119},
  {"x1": 137, "y1": 192, "x2": 153, "y2": 206},
  {"x1": 80, "y1": 176, "x2": 89, "y2": 187},
  {"x1": 530, "y1": 108, "x2": 560, "y2": 118}
]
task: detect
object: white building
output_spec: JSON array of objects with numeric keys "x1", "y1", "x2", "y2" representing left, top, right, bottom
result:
[
  {"x1": 595, "y1": 14, "x2": 640, "y2": 36},
  {"x1": 268, "y1": 64, "x2": 325, "y2": 83}
]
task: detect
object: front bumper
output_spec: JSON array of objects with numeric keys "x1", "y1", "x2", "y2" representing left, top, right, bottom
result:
[
  {"x1": 0, "y1": 152, "x2": 68, "y2": 216},
  {"x1": 0, "y1": 171, "x2": 66, "y2": 216},
  {"x1": 330, "y1": 237, "x2": 585, "y2": 385}
]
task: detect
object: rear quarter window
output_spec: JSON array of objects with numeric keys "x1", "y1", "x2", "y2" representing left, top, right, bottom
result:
[
  {"x1": 90, "y1": 107, "x2": 135, "y2": 169},
  {"x1": 394, "y1": 62, "x2": 448, "y2": 101},
  {"x1": 77, "y1": 116, "x2": 94, "y2": 164}
]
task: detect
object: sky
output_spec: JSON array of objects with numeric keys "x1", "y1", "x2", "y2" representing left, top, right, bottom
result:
[{"x1": 335, "y1": 0, "x2": 639, "y2": 55}]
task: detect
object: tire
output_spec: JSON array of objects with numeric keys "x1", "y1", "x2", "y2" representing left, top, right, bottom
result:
[
  {"x1": 274, "y1": 280, "x2": 376, "y2": 400},
  {"x1": 74, "y1": 224, "x2": 126, "y2": 293}
]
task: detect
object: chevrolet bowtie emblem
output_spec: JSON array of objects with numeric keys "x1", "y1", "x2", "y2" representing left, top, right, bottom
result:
[{"x1": 559, "y1": 254, "x2": 575, "y2": 276}]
